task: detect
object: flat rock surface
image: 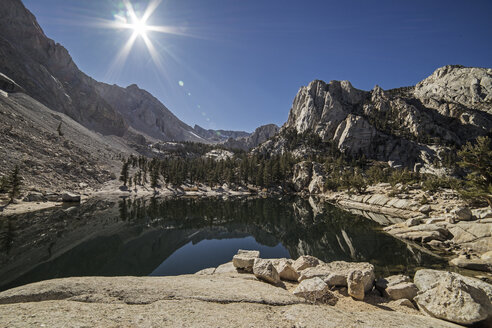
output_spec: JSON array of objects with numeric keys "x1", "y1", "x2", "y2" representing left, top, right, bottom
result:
[{"x1": 0, "y1": 275, "x2": 464, "y2": 328}]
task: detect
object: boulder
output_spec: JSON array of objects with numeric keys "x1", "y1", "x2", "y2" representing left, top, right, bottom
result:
[
  {"x1": 449, "y1": 257, "x2": 492, "y2": 273},
  {"x1": 23, "y1": 192, "x2": 46, "y2": 202},
  {"x1": 414, "y1": 272, "x2": 492, "y2": 325},
  {"x1": 271, "y1": 259, "x2": 299, "y2": 281},
  {"x1": 232, "y1": 250, "x2": 260, "y2": 272},
  {"x1": 292, "y1": 277, "x2": 336, "y2": 304},
  {"x1": 376, "y1": 275, "x2": 418, "y2": 300},
  {"x1": 292, "y1": 255, "x2": 320, "y2": 272},
  {"x1": 452, "y1": 207, "x2": 473, "y2": 221},
  {"x1": 347, "y1": 270, "x2": 365, "y2": 300},
  {"x1": 61, "y1": 192, "x2": 81, "y2": 202},
  {"x1": 253, "y1": 259, "x2": 280, "y2": 285},
  {"x1": 414, "y1": 269, "x2": 492, "y2": 301},
  {"x1": 299, "y1": 261, "x2": 375, "y2": 292}
]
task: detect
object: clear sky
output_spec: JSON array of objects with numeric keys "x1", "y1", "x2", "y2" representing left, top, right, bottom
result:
[{"x1": 22, "y1": 0, "x2": 492, "y2": 132}]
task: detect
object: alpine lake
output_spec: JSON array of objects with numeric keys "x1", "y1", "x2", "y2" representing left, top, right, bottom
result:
[{"x1": 0, "y1": 196, "x2": 452, "y2": 291}]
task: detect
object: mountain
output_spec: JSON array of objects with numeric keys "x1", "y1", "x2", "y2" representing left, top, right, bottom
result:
[
  {"x1": 223, "y1": 124, "x2": 279, "y2": 150},
  {"x1": 95, "y1": 83, "x2": 205, "y2": 143},
  {"x1": 0, "y1": 0, "x2": 127, "y2": 137},
  {"x1": 0, "y1": 0, "x2": 213, "y2": 144},
  {"x1": 256, "y1": 65, "x2": 492, "y2": 171},
  {"x1": 193, "y1": 125, "x2": 250, "y2": 143}
]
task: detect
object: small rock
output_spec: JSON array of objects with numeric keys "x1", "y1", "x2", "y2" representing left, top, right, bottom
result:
[
  {"x1": 232, "y1": 250, "x2": 260, "y2": 272},
  {"x1": 386, "y1": 282, "x2": 418, "y2": 301},
  {"x1": 427, "y1": 240, "x2": 443, "y2": 247},
  {"x1": 392, "y1": 298, "x2": 416, "y2": 309},
  {"x1": 419, "y1": 205, "x2": 432, "y2": 214},
  {"x1": 292, "y1": 277, "x2": 336, "y2": 304},
  {"x1": 272, "y1": 259, "x2": 299, "y2": 281},
  {"x1": 405, "y1": 218, "x2": 421, "y2": 227},
  {"x1": 292, "y1": 255, "x2": 320, "y2": 271},
  {"x1": 61, "y1": 192, "x2": 81, "y2": 202},
  {"x1": 376, "y1": 275, "x2": 417, "y2": 300},
  {"x1": 253, "y1": 259, "x2": 280, "y2": 285},
  {"x1": 347, "y1": 270, "x2": 365, "y2": 300},
  {"x1": 445, "y1": 217, "x2": 455, "y2": 224},
  {"x1": 452, "y1": 207, "x2": 473, "y2": 221},
  {"x1": 79, "y1": 182, "x2": 88, "y2": 188}
]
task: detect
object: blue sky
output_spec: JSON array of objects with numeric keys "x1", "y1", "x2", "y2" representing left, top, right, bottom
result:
[{"x1": 23, "y1": 0, "x2": 492, "y2": 132}]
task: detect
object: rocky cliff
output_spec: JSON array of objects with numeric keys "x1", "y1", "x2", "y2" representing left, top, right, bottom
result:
[
  {"x1": 224, "y1": 124, "x2": 279, "y2": 150},
  {"x1": 257, "y1": 66, "x2": 492, "y2": 170}
]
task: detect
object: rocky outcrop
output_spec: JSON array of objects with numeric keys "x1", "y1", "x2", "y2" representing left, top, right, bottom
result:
[
  {"x1": 223, "y1": 124, "x2": 279, "y2": 150},
  {"x1": 256, "y1": 66, "x2": 492, "y2": 169},
  {"x1": 414, "y1": 65, "x2": 492, "y2": 114}
]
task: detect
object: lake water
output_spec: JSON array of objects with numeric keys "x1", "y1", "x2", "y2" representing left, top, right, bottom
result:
[{"x1": 0, "y1": 196, "x2": 448, "y2": 291}]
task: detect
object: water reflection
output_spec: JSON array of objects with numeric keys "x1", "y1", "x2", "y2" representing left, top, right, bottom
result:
[{"x1": 0, "y1": 196, "x2": 446, "y2": 291}]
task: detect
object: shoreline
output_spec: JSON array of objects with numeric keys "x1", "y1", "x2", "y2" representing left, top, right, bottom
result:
[{"x1": 2, "y1": 181, "x2": 490, "y2": 274}]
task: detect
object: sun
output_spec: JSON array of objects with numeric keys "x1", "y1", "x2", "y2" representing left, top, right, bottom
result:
[{"x1": 131, "y1": 19, "x2": 148, "y2": 37}]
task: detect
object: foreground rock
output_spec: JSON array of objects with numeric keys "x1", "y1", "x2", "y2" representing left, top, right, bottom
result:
[
  {"x1": 232, "y1": 249, "x2": 260, "y2": 272},
  {"x1": 253, "y1": 259, "x2": 281, "y2": 285},
  {"x1": 293, "y1": 255, "x2": 320, "y2": 271},
  {"x1": 414, "y1": 269, "x2": 492, "y2": 301},
  {"x1": 376, "y1": 275, "x2": 418, "y2": 301},
  {"x1": 414, "y1": 272, "x2": 492, "y2": 325},
  {"x1": 271, "y1": 258, "x2": 300, "y2": 281},
  {"x1": 299, "y1": 261, "x2": 375, "y2": 293},
  {"x1": 0, "y1": 275, "x2": 462, "y2": 328},
  {"x1": 292, "y1": 277, "x2": 336, "y2": 304}
]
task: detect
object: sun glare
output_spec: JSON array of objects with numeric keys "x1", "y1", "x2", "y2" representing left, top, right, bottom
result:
[{"x1": 131, "y1": 19, "x2": 148, "y2": 37}]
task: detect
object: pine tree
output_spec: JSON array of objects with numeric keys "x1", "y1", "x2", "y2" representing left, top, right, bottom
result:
[
  {"x1": 57, "y1": 122, "x2": 63, "y2": 136},
  {"x1": 119, "y1": 161, "x2": 129, "y2": 187},
  {"x1": 458, "y1": 136, "x2": 492, "y2": 206},
  {"x1": 8, "y1": 165, "x2": 21, "y2": 204},
  {"x1": 150, "y1": 166, "x2": 160, "y2": 191}
]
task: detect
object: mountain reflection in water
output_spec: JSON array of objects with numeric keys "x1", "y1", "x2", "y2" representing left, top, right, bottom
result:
[{"x1": 0, "y1": 196, "x2": 446, "y2": 291}]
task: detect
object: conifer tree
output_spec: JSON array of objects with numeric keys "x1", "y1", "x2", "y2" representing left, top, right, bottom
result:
[
  {"x1": 8, "y1": 165, "x2": 21, "y2": 204},
  {"x1": 57, "y1": 122, "x2": 63, "y2": 136},
  {"x1": 119, "y1": 161, "x2": 129, "y2": 187}
]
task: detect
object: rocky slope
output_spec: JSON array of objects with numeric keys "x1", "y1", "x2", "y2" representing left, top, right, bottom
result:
[
  {"x1": 95, "y1": 82, "x2": 205, "y2": 143},
  {"x1": 0, "y1": 92, "x2": 135, "y2": 196},
  {"x1": 257, "y1": 66, "x2": 492, "y2": 171},
  {"x1": 224, "y1": 124, "x2": 280, "y2": 150}
]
